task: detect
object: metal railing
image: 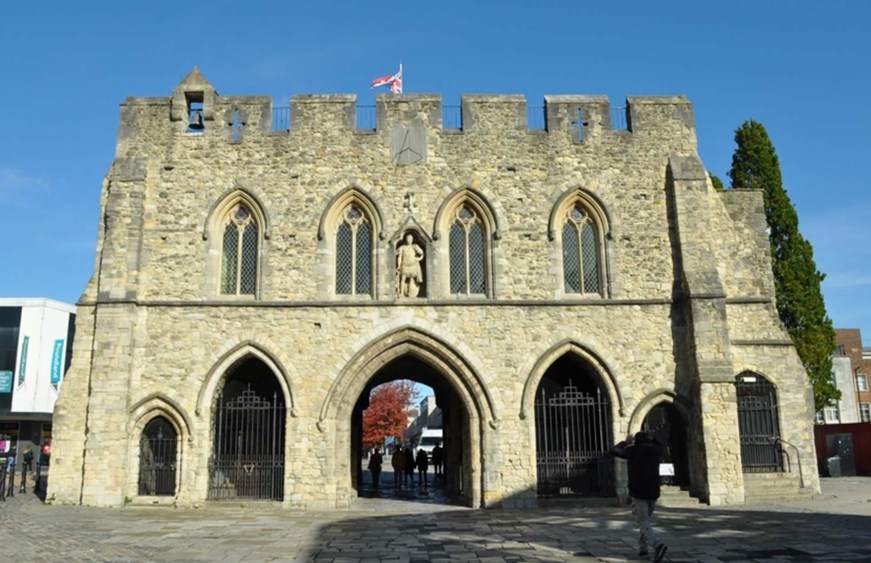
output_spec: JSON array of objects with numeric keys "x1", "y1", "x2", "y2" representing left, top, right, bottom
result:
[
  {"x1": 356, "y1": 106, "x2": 376, "y2": 129},
  {"x1": 611, "y1": 107, "x2": 628, "y2": 130},
  {"x1": 271, "y1": 105, "x2": 628, "y2": 131},
  {"x1": 774, "y1": 436, "x2": 805, "y2": 488},
  {"x1": 273, "y1": 107, "x2": 290, "y2": 131},
  {"x1": 443, "y1": 106, "x2": 462, "y2": 129}
]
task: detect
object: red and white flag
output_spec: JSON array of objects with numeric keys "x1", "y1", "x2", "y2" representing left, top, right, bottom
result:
[
  {"x1": 371, "y1": 64, "x2": 403, "y2": 93},
  {"x1": 389, "y1": 66, "x2": 402, "y2": 93}
]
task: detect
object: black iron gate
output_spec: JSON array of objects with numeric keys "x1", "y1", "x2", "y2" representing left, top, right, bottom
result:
[
  {"x1": 208, "y1": 387, "x2": 285, "y2": 500},
  {"x1": 736, "y1": 373, "x2": 783, "y2": 472},
  {"x1": 138, "y1": 416, "x2": 178, "y2": 496},
  {"x1": 535, "y1": 384, "x2": 613, "y2": 497}
]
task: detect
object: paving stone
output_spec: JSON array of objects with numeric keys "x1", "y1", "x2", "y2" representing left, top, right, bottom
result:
[{"x1": 4, "y1": 477, "x2": 871, "y2": 561}]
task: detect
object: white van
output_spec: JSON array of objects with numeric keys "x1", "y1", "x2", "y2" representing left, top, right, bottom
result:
[{"x1": 417, "y1": 428, "x2": 443, "y2": 460}]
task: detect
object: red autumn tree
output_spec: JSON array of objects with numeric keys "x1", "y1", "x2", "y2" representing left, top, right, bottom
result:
[{"x1": 362, "y1": 380, "x2": 419, "y2": 450}]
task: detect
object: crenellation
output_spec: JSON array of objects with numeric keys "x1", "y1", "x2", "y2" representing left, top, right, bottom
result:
[
  {"x1": 291, "y1": 94, "x2": 356, "y2": 131},
  {"x1": 626, "y1": 96, "x2": 697, "y2": 148},
  {"x1": 377, "y1": 93, "x2": 443, "y2": 130}
]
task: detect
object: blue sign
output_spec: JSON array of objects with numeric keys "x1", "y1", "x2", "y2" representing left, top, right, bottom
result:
[
  {"x1": 51, "y1": 339, "x2": 65, "y2": 384},
  {"x1": 0, "y1": 371, "x2": 12, "y2": 393},
  {"x1": 17, "y1": 336, "x2": 29, "y2": 385}
]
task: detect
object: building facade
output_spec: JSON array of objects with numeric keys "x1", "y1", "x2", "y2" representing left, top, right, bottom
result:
[
  {"x1": 404, "y1": 395, "x2": 443, "y2": 446},
  {"x1": 0, "y1": 298, "x2": 75, "y2": 456},
  {"x1": 49, "y1": 69, "x2": 819, "y2": 509},
  {"x1": 830, "y1": 329, "x2": 871, "y2": 424},
  {"x1": 818, "y1": 353, "x2": 861, "y2": 424}
]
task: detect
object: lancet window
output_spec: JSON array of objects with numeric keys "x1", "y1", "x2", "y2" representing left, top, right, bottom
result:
[
  {"x1": 562, "y1": 203, "x2": 601, "y2": 295},
  {"x1": 336, "y1": 204, "x2": 373, "y2": 296},
  {"x1": 221, "y1": 203, "x2": 259, "y2": 295}
]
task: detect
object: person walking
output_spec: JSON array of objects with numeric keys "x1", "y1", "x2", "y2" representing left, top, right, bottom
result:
[
  {"x1": 368, "y1": 448, "x2": 383, "y2": 491},
  {"x1": 403, "y1": 446, "x2": 415, "y2": 488},
  {"x1": 4, "y1": 447, "x2": 16, "y2": 498},
  {"x1": 415, "y1": 448, "x2": 429, "y2": 488},
  {"x1": 431, "y1": 442, "x2": 444, "y2": 481},
  {"x1": 20, "y1": 445, "x2": 33, "y2": 493},
  {"x1": 391, "y1": 446, "x2": 406, "y2": 491},
  {"x1": 611, "y1": 432, "x2": 668, "y2": 562}
]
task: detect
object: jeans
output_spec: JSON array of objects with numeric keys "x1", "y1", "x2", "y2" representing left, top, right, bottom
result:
[{"x1": 631, "y1": 497, "x2": 659, "y2": 551}]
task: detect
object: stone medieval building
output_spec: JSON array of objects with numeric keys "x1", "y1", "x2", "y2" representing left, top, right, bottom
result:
[{"x1": 49, "y1": 68, "x2": 819, "y2": 508}]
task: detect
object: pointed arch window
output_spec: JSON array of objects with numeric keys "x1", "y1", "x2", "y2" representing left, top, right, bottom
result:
[
  {"x1": 449, "y1": 205, "x2": 486, "y2": 295},
  {"x1": 336, "y1": 204, "x2": 373, "y2": 296},
  {"x1": 221, "y1": 203, "x2": 258, "y2": 295},
  {"x1": 562, "y1": 203, "x2": 601, "y2": 295}
]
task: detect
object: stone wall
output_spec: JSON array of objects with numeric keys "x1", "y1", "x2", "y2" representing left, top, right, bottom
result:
[{"x1": 48, "y1": 68, "x2": 820, "y2": 508}]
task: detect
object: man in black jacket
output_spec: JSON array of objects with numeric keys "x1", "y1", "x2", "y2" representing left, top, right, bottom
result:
[{"x1": 611, "y1": 432, "x2": 668, "y2": 562}]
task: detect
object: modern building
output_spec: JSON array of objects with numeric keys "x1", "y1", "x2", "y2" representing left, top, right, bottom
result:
[
  {"x1": 822, "y1": 329, "x2": 871, "y2": 424},
  {"x1": 50, "y1": 68, "x2": 819, "y2": 509},
  {"x1": 404, "y1": 395, "x2": 443, "y2": 446},
  {"x1": 0, "y1": 298, "x2": 75, "y2": 455}
]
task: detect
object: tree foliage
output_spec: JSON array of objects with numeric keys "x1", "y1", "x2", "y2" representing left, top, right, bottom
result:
[
  {"x1": 728, "y1": 119, "x2": 838, "y2": 410},
  {"x1": 362, "y1": 380, "x2": 419, "y2": 449}
]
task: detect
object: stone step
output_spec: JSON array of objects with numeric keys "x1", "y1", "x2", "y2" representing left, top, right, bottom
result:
[
  {"x1": 658, "y1": 486, "x2": 702, "y2": 507},
  {"x1": 743, "y1": 473, "x2": 812, "y2": 501}
]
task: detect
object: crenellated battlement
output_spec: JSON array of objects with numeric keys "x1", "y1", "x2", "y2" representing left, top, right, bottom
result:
[{"x1": 117, "y1": 68, "x2": 696, "y2": 151}]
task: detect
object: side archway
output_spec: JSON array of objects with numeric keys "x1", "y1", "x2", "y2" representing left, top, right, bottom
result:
[
  {"x1": 196, "y1": 341, "x2": 297, "y2": 503},
  {"x1": 735, "y1": 371, "x2": 783, "y2": 472},
  {"x1": 127, "y1": 395, "x2": 191, "y2": 500},
  {"x1": 196, "y1": 340, "x2": 297, "y2": 418},
  {"x1": 521, "y1": 340, "x2": 622, "y2": 497},
  {"x1": 629, "y1": 390, "x2": 694, "y2": 489},
  {"x1": 520, "y1": 339, "x2": 624, "y2": 420}
]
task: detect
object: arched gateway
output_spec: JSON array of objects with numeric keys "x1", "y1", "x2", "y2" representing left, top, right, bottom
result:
[
  {"x1": 207, "y1": 357, "x2": 286, "y2": 501},
  {"x1": 319, "y1": 327, "x2": 496, "y2": 508},
  {"x1": 531, "y1": 351, "x2": 616, "y2": 497}
]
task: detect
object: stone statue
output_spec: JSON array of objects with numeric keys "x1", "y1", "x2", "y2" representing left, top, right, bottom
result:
[{"x1": 396, "y1": 234, "x2": 424, "y2": 297}]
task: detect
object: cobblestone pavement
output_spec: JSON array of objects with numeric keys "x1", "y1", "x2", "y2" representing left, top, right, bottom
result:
[{"x1": 2, "y1": 477, "x2": 871, "y2": 562}]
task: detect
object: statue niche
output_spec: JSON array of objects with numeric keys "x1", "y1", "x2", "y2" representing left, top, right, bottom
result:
[{"x1": 395, "y1": 233, "x2": 425, "y2": 298}]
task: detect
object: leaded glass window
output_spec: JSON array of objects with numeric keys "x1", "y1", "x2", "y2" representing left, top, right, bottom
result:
[
  {"x1": 221, "y1": 204, "x2": 258, "y2": 295},
  {"x1": 562, "y1": 204, "x2": 600, "y2": 295},
  {"x1": 336, "y1": 204, "x2": 373, "y2": 296},
  {"x1": 449, "y1": 205, "x2": 486, "y2": 295}
]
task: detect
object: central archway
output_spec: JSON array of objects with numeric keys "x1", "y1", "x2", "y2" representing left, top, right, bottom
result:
[
  {"x1": 351, "y1": 358, "x2": 467, "y2": 503},
  {"x1": 319, "y1": 327, "x2": 496, "y2": 508}
]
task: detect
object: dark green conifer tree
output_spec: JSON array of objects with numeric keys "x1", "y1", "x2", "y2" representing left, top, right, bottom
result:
[{"x1": 728, "y1": 120, "x2": 838, "y2": 411}]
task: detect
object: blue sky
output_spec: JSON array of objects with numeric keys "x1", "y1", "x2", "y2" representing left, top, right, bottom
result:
[{"x1": 2, "y1": 1, "x2": 869, "y2": 342}]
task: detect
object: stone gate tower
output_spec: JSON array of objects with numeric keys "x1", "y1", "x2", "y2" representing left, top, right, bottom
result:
[{"x1": 49, "y1": 68, "x2": 819, "y2": 508}]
